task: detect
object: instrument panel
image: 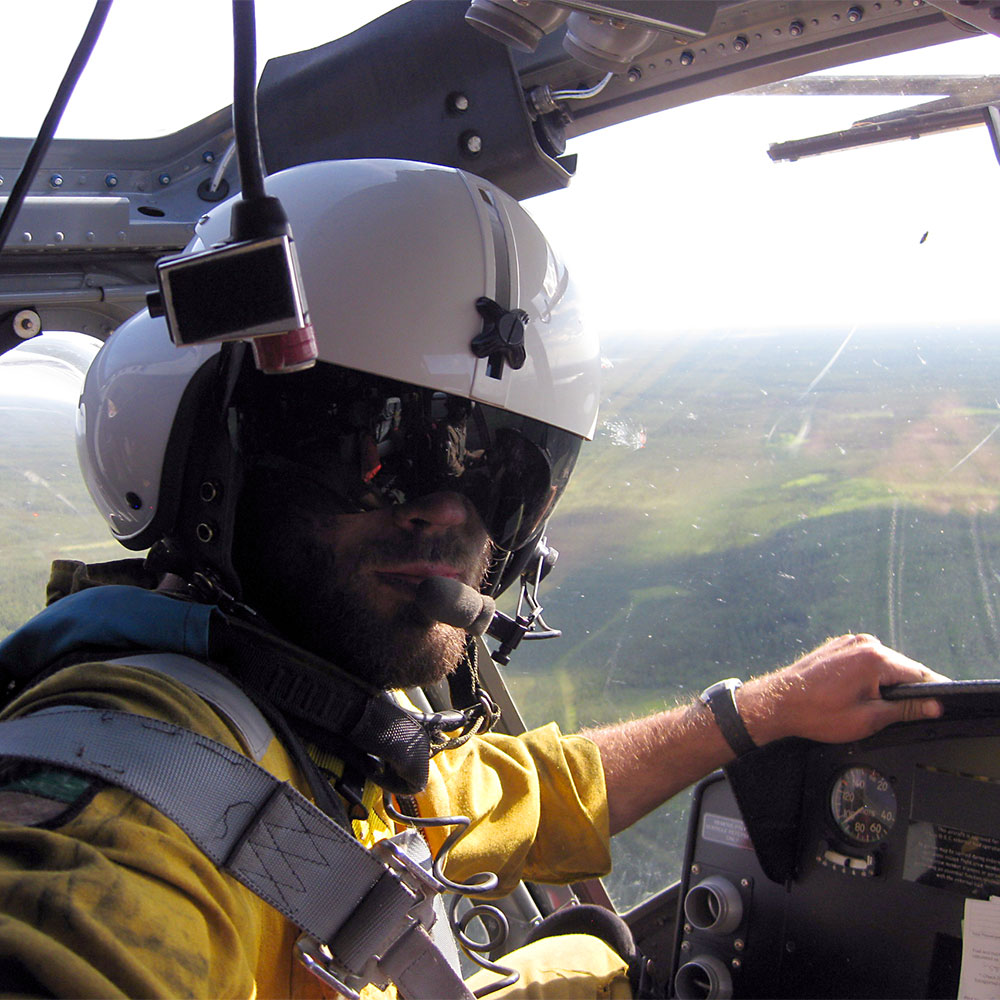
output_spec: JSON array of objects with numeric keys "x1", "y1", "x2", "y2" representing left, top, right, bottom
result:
[{"x1": 666, "y1": 712, "x2": 1000, "y2": 998}]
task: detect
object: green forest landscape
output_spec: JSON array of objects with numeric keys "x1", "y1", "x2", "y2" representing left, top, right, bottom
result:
[
  {"x1": 500, "y1": 324, "x2": 1000, "y2": 906},
  {"x1": 509, "y1": 324, "x2": 1000, "y2": 726}
]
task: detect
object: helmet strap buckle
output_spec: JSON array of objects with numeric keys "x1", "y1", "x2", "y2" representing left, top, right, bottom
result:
[{"x1": 484, "y1": 539, "x2": 562, "y2": 665}]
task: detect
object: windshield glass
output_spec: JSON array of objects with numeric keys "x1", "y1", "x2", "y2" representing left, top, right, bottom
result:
[
  {"x1": 0, "y1": 332, "x2": 123, "y2": 639},
  {"x1": 3, "y1": 10, "x2": 1000, "y2": 920},
  {"x1": 4, "y1": 1, "x2": 400, "y2": 139},
  {"x1": 507, "y1": 32, "x2": 1000, "y2": 912}
]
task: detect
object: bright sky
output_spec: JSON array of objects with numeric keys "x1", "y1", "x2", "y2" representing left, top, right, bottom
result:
[
  {"x1": 6, "y1": 1, "x2": 1000, "y2": 336},
  {"x1": 3, "y1": 1, "x2": 398, "y2": 140}
]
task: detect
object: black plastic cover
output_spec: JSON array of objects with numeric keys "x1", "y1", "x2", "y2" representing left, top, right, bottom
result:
[{"x1": 256, "y1": 1, "x2": 572, "y2": 200}]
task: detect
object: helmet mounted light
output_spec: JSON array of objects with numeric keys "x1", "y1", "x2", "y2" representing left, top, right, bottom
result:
[{"x1": 145, "y1": 2, "x2": 317, "y2": 375}]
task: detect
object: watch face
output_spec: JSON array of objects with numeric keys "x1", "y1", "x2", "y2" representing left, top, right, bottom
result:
[{"x1": 830, "y1": 765, "x2": 898, "y2": 844}]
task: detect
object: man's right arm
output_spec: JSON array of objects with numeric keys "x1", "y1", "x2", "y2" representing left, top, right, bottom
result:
[{"x1": 584, "y1": 633, "x2": 947, "y2": 834}]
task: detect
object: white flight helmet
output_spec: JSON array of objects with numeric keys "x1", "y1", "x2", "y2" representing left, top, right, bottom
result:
[{"x1": 78, "y1": 158, "x2": 600, "y2": 597}]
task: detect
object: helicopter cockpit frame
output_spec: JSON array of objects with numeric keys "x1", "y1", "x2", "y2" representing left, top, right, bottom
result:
[{"x1": 1, "y1": 0, "x2": 995, "y2": 343}]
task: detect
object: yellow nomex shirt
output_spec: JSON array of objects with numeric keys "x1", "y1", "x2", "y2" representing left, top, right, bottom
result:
[{"x1": 0, "y1": 655, "x2": 611, "y2": 998}]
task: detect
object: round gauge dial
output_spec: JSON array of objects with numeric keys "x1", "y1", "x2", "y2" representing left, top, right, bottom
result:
[{"x1": 830, "y1": 765, "x2": 897, "y2": 844}]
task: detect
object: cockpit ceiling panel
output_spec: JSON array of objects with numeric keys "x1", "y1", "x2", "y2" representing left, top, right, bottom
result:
[
  {"x1": 517, "y1": 2, "x2": 973, "y2": 139},
  {"x1": 0, "y1": 0, "x2": 989, "y2": 340}
]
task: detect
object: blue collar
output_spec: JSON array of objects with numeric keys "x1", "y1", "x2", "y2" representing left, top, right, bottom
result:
[{"x1": 0, "y1": 586, "x2": 212, "y2": 682}]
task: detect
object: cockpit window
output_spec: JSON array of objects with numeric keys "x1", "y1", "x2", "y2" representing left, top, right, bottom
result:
[
  {"x1": 0, "y1": 333, "x2": 123, "y2": 641},
  {"x1": 4, "y1": 1, "x2": 401, "y2": 139},
  {"x1": 4, "y1": 8, "x2": 1000, "y2": 918},
  {"x1": 511, "y1": 33, "x2": 1000, "y2": 912}
]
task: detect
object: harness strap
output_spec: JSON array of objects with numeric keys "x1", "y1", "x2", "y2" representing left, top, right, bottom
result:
[
  {"x1": 107, "y1": 652, "x2": 274, "y2": 761},
  {"x1": 0, "y1": 706, "x2": 473, "y2": 1000}
]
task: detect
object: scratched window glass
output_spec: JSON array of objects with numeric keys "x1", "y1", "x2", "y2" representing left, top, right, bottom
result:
[
  {"x1": 0, "y1": 333, "x2": 123, "y2": 641},
  {"x1": 507, "y1": 36, "x2": 1000, "y2": 912}
]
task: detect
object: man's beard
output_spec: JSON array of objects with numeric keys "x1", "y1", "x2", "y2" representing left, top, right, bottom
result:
[
  {"x1": 296, "y1": 532, "x2": 488, "y2": 689},
  {"x1": 235, "y1": 495, "x2": 492, "y2": 689},
  {"x1": 318, "y1": 581, "x2": 470, "y2": 690}
]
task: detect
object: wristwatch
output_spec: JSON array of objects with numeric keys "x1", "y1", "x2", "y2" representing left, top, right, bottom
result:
[{"x1": 699, "y1": 678, "x2": 757, "y2": 757}]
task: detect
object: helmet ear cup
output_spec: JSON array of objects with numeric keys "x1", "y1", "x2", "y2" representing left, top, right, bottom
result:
[
  {"x1": 142, "y1": 348, "x2": 249, "y2": 593},
  {"x1": 76, "y1": 311, "x2": 223, "y2": 549}
]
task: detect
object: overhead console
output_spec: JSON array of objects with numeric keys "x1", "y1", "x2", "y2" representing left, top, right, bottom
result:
[{"x1": 665, "y1": 693, "x2": 1000, "y2": 998}]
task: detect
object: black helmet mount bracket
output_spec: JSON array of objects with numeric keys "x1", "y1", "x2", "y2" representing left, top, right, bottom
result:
[{"x1": 472, "y1": 296, "x2": 528, "y2": 379}]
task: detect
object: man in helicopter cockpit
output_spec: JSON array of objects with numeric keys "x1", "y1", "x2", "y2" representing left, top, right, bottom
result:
[{"x1": 0, "y1": 159, "x2": 944, "y2": 999}]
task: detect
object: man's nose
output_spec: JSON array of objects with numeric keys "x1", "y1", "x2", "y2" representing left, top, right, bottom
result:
[{"x1": 392, "y1": 492, "x2": 473, "y2": 534}]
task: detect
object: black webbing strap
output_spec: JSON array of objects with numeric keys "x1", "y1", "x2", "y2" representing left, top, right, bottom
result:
[
  {"x1": 0, "y1": 706, "x2": 472, "y2": 1000},
  {"x1": 209, "y1": 611, "x2": 432, "y2": 794}
]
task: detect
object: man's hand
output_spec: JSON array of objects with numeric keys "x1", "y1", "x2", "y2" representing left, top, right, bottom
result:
[{"x1": 739, "y1": 633, "x2": 948, "y2": 747}]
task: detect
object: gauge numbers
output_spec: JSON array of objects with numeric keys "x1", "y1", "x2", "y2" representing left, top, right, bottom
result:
[{"x1": 830, "y1": 765, "x2": 897, "y2": 845}]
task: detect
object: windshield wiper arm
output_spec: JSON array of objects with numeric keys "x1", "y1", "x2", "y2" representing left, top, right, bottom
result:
[{"x1": 768, "y1": 99, "x2": 1000, "y2": 162}]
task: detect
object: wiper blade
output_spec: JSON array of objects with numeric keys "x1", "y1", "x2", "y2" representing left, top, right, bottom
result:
[{"x1": 752, "y1": 73, "x2": 1000, "y2": 162}]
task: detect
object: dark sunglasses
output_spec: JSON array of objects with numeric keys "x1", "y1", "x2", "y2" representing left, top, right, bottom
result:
[{"x1": 236, "y1": 365, "x2": 582, "y2": 557}]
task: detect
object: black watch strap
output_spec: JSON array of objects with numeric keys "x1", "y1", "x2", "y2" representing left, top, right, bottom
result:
[{"x1": 699, "y1": 678, "x2": 757, "y2": 757}]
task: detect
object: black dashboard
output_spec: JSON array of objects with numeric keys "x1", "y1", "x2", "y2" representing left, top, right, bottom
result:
[{"x1": 641, "y1": 699, "x2": 1000, "y2": 998}]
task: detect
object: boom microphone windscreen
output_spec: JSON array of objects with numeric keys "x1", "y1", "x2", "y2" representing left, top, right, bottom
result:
[{"x1": 416, "y1": 576, "x2": 496, "y2": 636}]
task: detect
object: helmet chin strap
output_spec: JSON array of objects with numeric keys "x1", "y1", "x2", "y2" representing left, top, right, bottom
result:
[
  {"x1": 152, "y1": 554, "x2": 501, "y2": 793},
  {"x1": 205, "y1": 606, "x2": 499, "y2": 795}
]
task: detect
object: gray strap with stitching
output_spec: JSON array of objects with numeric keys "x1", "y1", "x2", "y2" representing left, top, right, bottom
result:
[
  {"x1": 106, "y1": 653, "x2": 274, "y2": 761},
  {"x1": 0, "y1": 706, "x2": 473, "y2": 1000}
]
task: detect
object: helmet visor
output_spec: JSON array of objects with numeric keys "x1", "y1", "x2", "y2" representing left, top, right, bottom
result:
[{"x1": 237, "y1": 364, "x2": 582, "y2": 560}]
